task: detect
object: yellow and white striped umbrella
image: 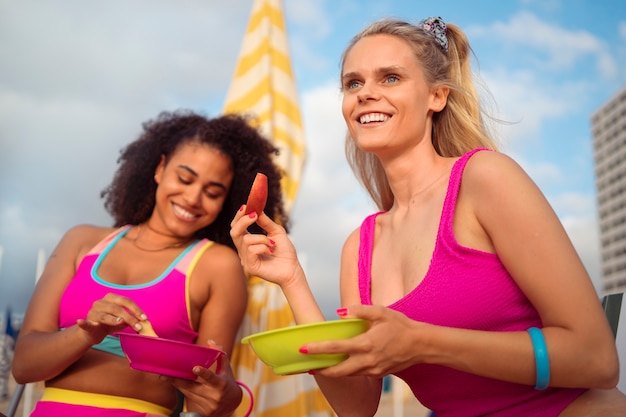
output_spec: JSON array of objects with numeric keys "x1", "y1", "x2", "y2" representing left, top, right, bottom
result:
[
  {"x1": 223, "y1": 0, "x2": 305, "y2": 213},
  {"x1": 224, "y1": 1, "x2": 334, "y2": 416}
]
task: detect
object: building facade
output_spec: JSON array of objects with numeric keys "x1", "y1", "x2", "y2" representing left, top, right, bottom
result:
[{"x1": 592, "y1": 85, "x2": 626, "y2": 294}]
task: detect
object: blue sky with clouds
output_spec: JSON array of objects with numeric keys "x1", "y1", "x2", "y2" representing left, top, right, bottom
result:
[{"x1": 1, "y1": 0, "x2": 625, "y2": 321}]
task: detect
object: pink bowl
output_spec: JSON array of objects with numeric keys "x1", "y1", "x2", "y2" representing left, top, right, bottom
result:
[{"x1": 117, "y1": 333, "x2": 224, "y2": 380}]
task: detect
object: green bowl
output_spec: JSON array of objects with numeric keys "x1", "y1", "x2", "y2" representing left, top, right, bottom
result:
[{"x1": 241, "y1": 318, "x2": 368, "y2": 375}]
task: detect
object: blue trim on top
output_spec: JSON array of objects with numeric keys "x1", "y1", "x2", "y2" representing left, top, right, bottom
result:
[
  {"x1": 91, "y1": 226, "x2": 199, "y2": 289},
  {"x1": 92, "y1": 334, "x2": 125, "y2": 357}
]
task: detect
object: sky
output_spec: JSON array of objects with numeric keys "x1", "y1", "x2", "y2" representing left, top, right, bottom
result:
[{"x1": 1, "y1": 0, "x2": 626, "y2": 321}]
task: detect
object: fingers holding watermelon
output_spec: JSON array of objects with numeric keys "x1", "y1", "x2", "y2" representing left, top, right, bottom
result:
[{"x1": 244, "y1": 173, "x2": 268, "y2": 216}]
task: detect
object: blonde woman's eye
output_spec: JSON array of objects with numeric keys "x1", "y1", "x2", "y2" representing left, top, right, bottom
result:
[
  {"x1": 385, "y1": 75, "x2": 400, "y2": 83},
  {"x1": 345, "y1": 79, "x2": 361, "y2": 90}
]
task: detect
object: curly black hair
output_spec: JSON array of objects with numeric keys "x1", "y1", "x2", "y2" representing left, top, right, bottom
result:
[{"x1": 101, "y1": 110, "x2": 290, "y2": 249}]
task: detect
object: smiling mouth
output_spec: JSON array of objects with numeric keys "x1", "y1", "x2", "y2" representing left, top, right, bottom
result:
[
  {"x1": 359, "y1": 112, "x2": 390, "y2": 124},
  {"x1": 173, "y1": 203, "x2": 197, "y2": 220}
]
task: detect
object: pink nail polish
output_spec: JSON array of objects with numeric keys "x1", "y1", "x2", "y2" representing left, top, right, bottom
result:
[
  {"x1": 248, "y1": 212, "x2": 256, "y2": 218},
  {"x1": 239, "y1": 205, "x2": 245, "y2": 212},
  {"x1": 336, "y1": 307, "x2": 348, "y2": 317},
  {"x1": 299, "y1": 346, "x2": 308, "y2": 354},
  {"x1": 269, "y1": 239, "x2": 275, "y2": 245}
]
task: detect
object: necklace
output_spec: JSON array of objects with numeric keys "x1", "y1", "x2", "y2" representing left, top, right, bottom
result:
[
  {"x1": 409, "y1": 170, "x2": 449, "y2": 203},
  {"x1": 130, "y1": 225, "x2": 192, "y2": 252}
]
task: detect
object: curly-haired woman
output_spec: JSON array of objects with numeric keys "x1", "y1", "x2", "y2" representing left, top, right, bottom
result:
[{"x1": 13, "y1": 110, "x2": 288, "y2": 417}]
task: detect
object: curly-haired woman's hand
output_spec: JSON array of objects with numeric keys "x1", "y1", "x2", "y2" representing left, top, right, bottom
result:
[{"x1": 76, "y1": 293, "x2": 149, "y2": 345}]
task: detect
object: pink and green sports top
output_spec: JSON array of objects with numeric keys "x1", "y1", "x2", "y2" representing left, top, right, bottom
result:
[
  {"x1": 358, "y1": 149, "x2": 585, "y2": 416},
  {"x1": 59, "y1": 226, "x2": 213, "y2": 356}
]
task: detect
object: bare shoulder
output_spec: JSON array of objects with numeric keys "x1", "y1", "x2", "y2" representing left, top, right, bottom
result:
[
  {"x1": 461, "y1": 150, "x2": 537, "y2": 197},
  {"x1": 195, "y1": 242, "x2": 243, "y2": 275},
  {"x1": 30, "y1": 224, "x2": 118, "y2": 303},
  {"x1": 463, "y1": 150, "x2": 527, "y2": 183},
  {"x1": 53, "y1": 224, "x2": 117, "y2": 255},
  {"x1": 344, "y1": 226, "x2": 361, "y2": 248},
  {"x1": 341, "y1": 226, "x2": 363, "y2": 275},
  {"x1": 64, "y1": 224, "x2": 116, "y2": 240},
  {"x1": 341, "y1": 226, "x2": 361, "y2": 258}
]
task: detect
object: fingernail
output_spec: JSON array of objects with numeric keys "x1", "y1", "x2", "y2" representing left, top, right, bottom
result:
[
  {"x1": 336, "y1": 308, "x2": 348, "y2": 317},
  {"x1": 248, "y1": 212, "x2": 256, "y2": 218},
  {"x1": 134, "y1": 323, "x2": 143, "y2": 331},
  {"x1": 269, "y1": 239, "x2": 275, "y2": 245},
  {"x1": 140, "y1": 314, "x2": 147, "y2": 321},
  {"x1": 115, "y1": 316, "x2": 123, "y2": 323},
  {"x1": 193, "y1": 366, "x2": 202, "y2": 374},
  {"x1": 299, "y1": 346, "x2": 308, "y2": 354},
  {"x1": 239, "y1": 205, "x2": 245, "y2": 212},
  {"x1": 269, "y1": 248, "x2": 274, "y2": 253},
  {"x1": 307, "y1": 370, "x2": 316, "y2": 375}
]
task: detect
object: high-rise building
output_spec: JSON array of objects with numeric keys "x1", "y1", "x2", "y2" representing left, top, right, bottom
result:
[{"x1": 592, "y1": 85, "x2": 626, "y2": 294}]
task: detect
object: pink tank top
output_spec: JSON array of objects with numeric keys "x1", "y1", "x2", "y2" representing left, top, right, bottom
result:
[
  {"x1": 358, "y1": 149, "x2": 585, "y2": 416},
  {"x1": 59, "y1": 226, "x2": 213, "y2": 347}
]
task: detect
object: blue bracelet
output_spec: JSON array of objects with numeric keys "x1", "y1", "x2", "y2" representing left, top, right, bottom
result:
[{"x1": 528, "y1": 327, "x2": 550, "y2": 390}]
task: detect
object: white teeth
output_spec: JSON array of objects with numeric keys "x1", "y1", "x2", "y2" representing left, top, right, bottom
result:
[
  {"x1": 173, "y1": 204, "x2": 195, "y2": 219},
  {"x1": 359, "y1": 113, "x2": 389, "y2": 124}
]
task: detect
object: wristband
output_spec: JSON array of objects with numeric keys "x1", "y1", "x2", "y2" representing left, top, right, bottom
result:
[
  {"x1": 528, "y1": 327, "x2": 550, "y2": 390},
  {"x1": 236, "y1": 380, "x2": 254, "y2": 417}
]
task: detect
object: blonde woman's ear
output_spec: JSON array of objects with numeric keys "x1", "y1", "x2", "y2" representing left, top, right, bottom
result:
[{"x1": 431, "y1": 86, "x2": 450, "y2": 112}]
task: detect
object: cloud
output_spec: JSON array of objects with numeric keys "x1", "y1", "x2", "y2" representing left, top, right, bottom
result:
[
  {"x1": 469, "y1": 11, "x2": 617, "y2": 77},
  {"x1": 551, "y1": 191, "x2": 597, "y2": 215},
  {"x1": 286, "y1": 1, "x2": 332, "y2": 39},
  {"x1": 0, "y1": 1, "x2": 246, "y2": 105},
  {"x1": 519, "y1": 158, "x2": 565, "y2": 186}
]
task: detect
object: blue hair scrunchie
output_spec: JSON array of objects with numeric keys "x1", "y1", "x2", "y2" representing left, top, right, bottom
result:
[{"x1": 418, "y1": 16, "x2": 449, "y2": 53}]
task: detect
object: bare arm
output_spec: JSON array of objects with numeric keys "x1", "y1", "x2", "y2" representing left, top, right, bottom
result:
[
  {"x1": 230, "y1": 210, "x2": 326, "y2": 324},
  {"x1": 191, "y1": 244, "x2": 248, "y2": 355},
  {"x1": 230, "y1": 209, "x2": 373, "y2": 415},
  {"x1": 232, "y1": 208, "x2": 382, "y2": 416},
  {"x1": 445, "y1": 151, "x2": 618, "y2": 388},
  {"x1": 12, "y1": 225, "x2": 148, "y2": 383},
  {"x1": 171, "y1": 243, "x2": 248, "y2": 416}
]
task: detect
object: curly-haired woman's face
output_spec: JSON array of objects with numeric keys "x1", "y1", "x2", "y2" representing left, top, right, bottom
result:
[{"x1": 153, "y1": 141, "x2": 234, "y2": 237}]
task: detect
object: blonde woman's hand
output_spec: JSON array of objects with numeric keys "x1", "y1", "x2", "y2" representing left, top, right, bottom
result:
[
  {"x1": 302, "y1": 305, "x2": 425, "y2": 378},
  {"x1": 230, "y1": 209, "x2": 302, "y2": 288}
]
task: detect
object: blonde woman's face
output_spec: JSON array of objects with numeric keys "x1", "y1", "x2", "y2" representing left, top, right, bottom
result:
[{"x1": 341, "y1": 34, "x2": 444, "y2": 156}]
